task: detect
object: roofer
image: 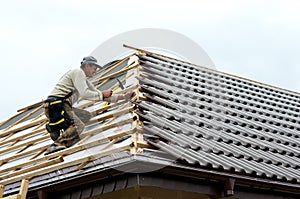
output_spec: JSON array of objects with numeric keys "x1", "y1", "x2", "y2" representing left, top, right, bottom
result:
[{"x1": 44, "y1": 56, "x2": 134, "y2": 155}]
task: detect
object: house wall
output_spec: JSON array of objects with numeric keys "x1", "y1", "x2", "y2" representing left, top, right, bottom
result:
[{"x1": 89, "y1": 186, "x2": 212, "y2": 199}]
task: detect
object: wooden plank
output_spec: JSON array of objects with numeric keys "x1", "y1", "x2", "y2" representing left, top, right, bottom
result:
[
  {"x1": 96, "y1": 62, "x2": 138, "y2": 83},
  {"x1": 0, "y1": 145, "x2": 49, "y2": 166},
  {"x1": 0, "y1": 111, "x2": 25, "y2": 128},
  {"x1": 0, "y1": 194, "x2": 20, "y2": 199},
  {"x1": 0, "y1": 118, "x2": 46, "y2": 138},
  {"x1": 0, "y1": 144, "x2": 130, "y2": 185},
  {"x1": 2, "y1": 105, "x2": 136, "y2": 157},
  {"x1": 0, "y1": 126, "x2": 135, "y2": 175},
  {"x1": 97, "y1": 70, "x2": 135, "y2": 92},
  {"x1": 76, "y1": 97, "x2": 127, "y2": 114},
  {"x1": 17, "y1": 100, "x2": 44, "y2": 113},
  {"x1": 0, "y1": 157, "x2": 63, "y2": 180},
  {"x1": 0, "y1": 184, "x2": 4, "y2": 197},
  {"x1": 29, "y1": 147, "x2": 47, "y2": 160},
  {"x1": 0, "y1": 123, "x2": 45, "y2": 146},
  {"x1": 3, "y1": 105, "x2": 43, "y2": 132},
  {"x1": 88, "y1": 105, "x2": 134, "y2": 124},
  {"x1": 92, "y1": 53, "x2": 133, "y2": 83},
  {"x1": 0, "y1": 134, "x2": 49, "y2": 155},
  {"x1": 75, "y1": 139, "x2": 116, "y2": 170},
  {"x1": 2, "y1": 121, "x2": 42, "y2": 147},
  {"x1": 0, "y1": 106, "x2": 135, "y2": 174},
  {"x1": 19, "y1": 179, "x2": 29, "y2": 199},
  {"x1": 130, "y1": 118, "x2": 144, "y2": 154},
  {"x1": 101, "y1": 95, "x2": 137, "y2": 127}
]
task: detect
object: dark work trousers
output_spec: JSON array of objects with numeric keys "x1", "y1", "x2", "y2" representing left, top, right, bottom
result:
[{"x1": 44, "y1": 101, "x2": 92, "y2": 147}]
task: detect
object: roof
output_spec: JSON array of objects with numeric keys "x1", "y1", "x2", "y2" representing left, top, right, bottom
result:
[
  {"x1": 0, "y1": 46, "x2": 300, "y2": 197},
  {"x1": 137, "y1": 51, "x2": 300, "y2": 184}
]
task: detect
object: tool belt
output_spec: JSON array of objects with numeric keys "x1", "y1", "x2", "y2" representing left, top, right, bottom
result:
[{"x1": 45, "y1": 93, "x2": 72, "y2": 133}]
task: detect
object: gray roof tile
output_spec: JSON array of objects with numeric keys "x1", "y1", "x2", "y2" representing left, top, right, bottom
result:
[{"x1": 138, "y1": 53, "x2": 300, "y2": 185}]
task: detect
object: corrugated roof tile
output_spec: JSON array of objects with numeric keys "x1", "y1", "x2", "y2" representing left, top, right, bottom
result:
[
  {"x1": 138, "y1": 52, "x2": 300, "y2": 185},
  {"x1": 1, "y1": 48, "x2": 300, "y2": 196}
]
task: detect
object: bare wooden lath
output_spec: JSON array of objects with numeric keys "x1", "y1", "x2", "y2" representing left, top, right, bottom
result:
[{"x1": 0, "y1": 54, "x2": 143, "y2": 197}]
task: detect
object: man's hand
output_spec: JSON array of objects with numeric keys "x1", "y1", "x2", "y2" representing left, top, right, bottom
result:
[{"x1": 102, "y1": 90, "x2": 113, "y2": 98}]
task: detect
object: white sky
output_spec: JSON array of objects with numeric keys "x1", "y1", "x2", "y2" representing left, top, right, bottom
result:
[{"x1": 0, "y1": 0, "x2": 300, "y2": 120}]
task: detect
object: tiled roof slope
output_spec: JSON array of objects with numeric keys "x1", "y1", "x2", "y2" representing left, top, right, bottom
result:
[{"x1": 137, "y1": 52, "x2": 300, "y2": 185}]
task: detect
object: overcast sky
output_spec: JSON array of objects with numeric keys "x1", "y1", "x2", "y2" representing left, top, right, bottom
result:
[{"x1": 0, "y1": 0, "x2": 300, "y2": 120}]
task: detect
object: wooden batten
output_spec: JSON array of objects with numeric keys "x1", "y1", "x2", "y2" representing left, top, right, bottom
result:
[
  {"x1": 0, "y1": 184, "x2": 4, "y2": 197},
  {"x1": 3, "y1": 105, "x2": 43, "y2": 132},
  {"x1": 0, "y1": 179, "x2": 29, "y2": 199},
  {"x1": 0, "y1": 128, "x2": 45, "y2": 145},
  {"x1": 0, "y1": 157, "x2": 63, "y2": 180},
  {"x1": 17, "y1": 100, "x2": 44, "y2": 113},
  {"x1": 0, "y1": 144, "x2": 130, "y2": 185},
  {"x1": 92, "y1": 53, "x2": 133, "y2": 83},
  {"x1": 18, "y1": 179, "x2": 29, "y2": 199},
  {"x1": 0, "y1": 118, "x2": 46, "y2": 138},
  {"x1": 96, "y1": 62, "x2": 138, "y2": 83},
  {"x1": 0, "y1": 127, "x2": 136, "y2": 184},
  {"x1": 88, "y1": 106, "x2": 134, "y2": 124},
  {"x1": 75, "y1": 139, "x2": 117, "y2": 171},
  {"x1": 0, "y1": 134, "x2": 49, "y2": 155},
  {"x1": 130, "y1": 115, "x2": 144, "y2": 154},
  {"x1": 0, "y1": 53, "x2": 141, "y2": 197}
]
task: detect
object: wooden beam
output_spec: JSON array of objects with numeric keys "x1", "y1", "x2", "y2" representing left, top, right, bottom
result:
[
  {"x1": 0, "y1": 157, "x2": 63, "y2": 180},
  {"x1": 0, "y1": 129, "x2": 45, "y2": 145},
  {"x1": 96, "y1": 71, "x2": 135, "y2": 93},
  {"x1": 87, "y1": 105, "x2": 134, "y2": 124},
  {"x1": 0, "y1": 105, "x2": 134, "y2": 157},
  {"x1": 0, "y1": 145, "x2": 49, "y2": 167},
  {"x1": 96, "y1": 62, "x2": 138, "y2": 83},
  {"x1": 0, "y1": 184, "x2": 4, "y2": 197},
  {"x1": 19, "y1": 179, "x2": 29, "y2": 199},
  {"x1": 0, "y1": 126, "x2": 135, "y2": 176},
  {"x1": 0, "y1": 143, "x2": 130, "y2": 185},
  {"x1": 101, "y1": 94, "x2": 138, "y2": 127},
  {"x1": 3, "y1": 105, "x2": 43, "y2": 132},
  {"x1": 0, "y1": 118, "x2": 46, "y2": 138},
  {"x1": 17, "y1": 100, "x2": 44, "y2": 113},
  {"x1": 0, "y1": 124, "x2": 45, "y2": 146},
  {"x1": 130, "y1": 119, "x2": 143, "y2": 154},
  {"x1": 0, "y1": 194, "x2": 20, "y2": 199},
  {"x1": 92, "y1": 54, "x2": 134, "y2": 83},
  {"x1": 0, "y1": 134, "x2": 49, "y2": 155},
  {"x1": 75, "y1": 139, "x2": 116, "y2": 170},
  {"x1": 0, "y1": 112, "x2": 25, "y2": 128}
]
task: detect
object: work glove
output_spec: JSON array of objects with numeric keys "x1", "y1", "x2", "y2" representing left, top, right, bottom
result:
[
  {"x1": 124, "y1": 91, "x2": 135, "y2": 101},
  {"x1": 116, "y1": 91, "x2": 135, "y2": 101}
]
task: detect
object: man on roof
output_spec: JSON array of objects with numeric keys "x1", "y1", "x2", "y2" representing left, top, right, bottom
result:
[{"x1": 44, "y1": 56, "x2": 134, "y2": 155}]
